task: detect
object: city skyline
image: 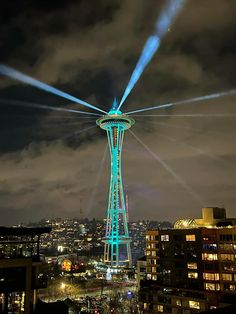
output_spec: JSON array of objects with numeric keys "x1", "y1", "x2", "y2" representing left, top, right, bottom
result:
[{"x1": 0, "y1": 0, "x2": 236, "y2": 226}]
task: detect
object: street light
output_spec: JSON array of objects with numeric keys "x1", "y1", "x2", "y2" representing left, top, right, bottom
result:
[{"x1": 60, "y1": 282, "x2": 66, "y2": 290}]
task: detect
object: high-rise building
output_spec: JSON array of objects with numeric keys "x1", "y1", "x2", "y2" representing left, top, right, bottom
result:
[
  {"x1": 139, "y1": 207, "x2": 236, "y2": 313},
  {"x1": 0, "y1": 226, "x2": 51, "y2": 314}
]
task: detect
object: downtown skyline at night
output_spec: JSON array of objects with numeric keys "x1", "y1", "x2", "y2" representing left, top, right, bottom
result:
[{"x1": 0, "y1": 0, "x2": 236, "y2": 227}]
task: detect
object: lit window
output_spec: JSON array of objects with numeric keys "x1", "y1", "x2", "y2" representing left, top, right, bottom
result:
[
  {"x1": 188, "y1": 272, "x2": 198, "y2": 279},
  {"x1": 204, "y1": 283, "x2": 216, "y2": 290},
  {"x1": 186, "y1": 234, "x2": 196, "y2": 241},
  {"x1": 146, "y1": 236, "x2": 150, "y2": 241},
  {"x1": 219, "y1": 243, "x2": 236, "y2": 250},
  {"x1": 157, "y1": 305, "x2": 163, "y2": 312},
  {"x1": 187, "y1": 262, "x2": 197, "y2": 269},
  {"x1": 151, "y1": 243, "x2": 156, "y2": 249},
  {"x1": 176, "y1": 300, "x2": 181, "y2": 306},
  {"x1": 189, "y1": 301, "x2": 200, "y2": 309},
  {"x1": 205, "y1": 283, "x2": 220, "y2": 291},
  {"x1": 161, "y1": 235, "x2": 169, "y2": 241},
  {"x1": 220, "y1": 254, "x2": 235, "y2": 261},
  {"x1": 203, "y1": 273, "x2": 219, "y2": 281},
  {"x1": 151, "y1": 251, "x2": 156, "y2": 257},
  {"x1": 202, "y1": 253, "x2": 218, "y2": 261},
  {"x1": 222, "y1": 273, "x2": 233, "y2": 281},
  {"x1": 147, "y1": 274, "x2": 152, "y2": 280},
  {"x1": 152, "y1": 275, "x2": 157, "y2": 281},
  {"x1": 146, "y1": 250, "x2": 151, "y2": 256},
  {"x1": 152, "y1": 266, "x2": 156, "y2": 273},
  {"x1": 230, "y1": 285, "x2": 235, "y2": 291}
]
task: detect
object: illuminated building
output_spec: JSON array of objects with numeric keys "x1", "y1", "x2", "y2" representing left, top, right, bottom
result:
[
  {"x1": 97, "y1": 104, "x2": 135, "y2": 267},
  {"x1": 139, "y1": 207, "x2": 236, "y2": 313},
  {"x1": 137, "y1": 256, "x2": 147, "y2": 290},
  {"x1": 0, "y1": 227, "x2": 51, "y2": 314}
]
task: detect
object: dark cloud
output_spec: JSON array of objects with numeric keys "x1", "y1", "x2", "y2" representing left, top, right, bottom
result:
[{"x1": 0, "y1": 0, "x2": 236, "y2": 225}]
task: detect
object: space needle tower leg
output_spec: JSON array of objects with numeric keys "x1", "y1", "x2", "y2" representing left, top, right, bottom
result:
[{"x1": 97, "y1": 108, "x2": 135, "y2": 268}]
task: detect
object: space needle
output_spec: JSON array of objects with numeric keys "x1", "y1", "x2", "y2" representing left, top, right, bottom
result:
[{"x1": 97, "y1": 100, "x2": 135, "y2": 267}]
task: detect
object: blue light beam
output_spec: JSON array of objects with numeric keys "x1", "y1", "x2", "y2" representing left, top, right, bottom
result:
[
  {"x1": 126, "y1": 89, "x2": 236, "y2": 114},
  {"x1": 117, "y1": 0, "x2": 185, "y2": 111},
  {"x1": 0, "y1": 65, "x2": 107, "y2": 114},
  {"x1": 129, "y1": 129, "x2": 204, "y2": 205},
  {"x1": 0, "y1": 98, "x2": 101, "y2": 116}
]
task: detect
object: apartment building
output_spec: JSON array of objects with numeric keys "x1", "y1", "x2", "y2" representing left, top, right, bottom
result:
[{"x1": 139, "y1": 207, "x2": 236, "y2": 313}]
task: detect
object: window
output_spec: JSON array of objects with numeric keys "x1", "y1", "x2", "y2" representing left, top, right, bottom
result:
[
  {"x1": 187, "y1": 262, "x2": 197, "y2": 269},
  {"x1": 152, "y1": 275, "x2": 157, "y2": 281},
  {"x1": 220, "y1": 254, "x2": 235, "y2": 261},
  {"x1": 219, "y1": 234, "x2": 233, "y2": 241},
  {"x1": 173, "y1": 235, "x2": 182, "y2": 241},
  {"x1": 186, "y1": 234, "x2": 196, "y2": 241},
  {"x1": 204, "y1": 262, "x2": 216, "y2": 271},
  {"x1": 222, "y1": 264, "x2": 236, "y2": 272},
  {"x1": 151, "y1": 243, "x2": 156, "y2": 249},
  {"x1": 152, "y1": 266, "x2": 156, "y2": 273},
  {"x1": 176, "y1": 300, "x2": 182, "y2": 306},
  {"x1": 222, "y1": 273, "x2": 233, "y2": 281},
  {"x1": 202, "y1": 253, "x2": 218, "y2": 261},
  {"x1": 147, "y1": 274, "x2": 152, "y2": 280},
  {"x1": 204, "y1": 283, "x2": 220, "y2": 291},
  {"x1": 189, "y1": 301, "x2": 200, "y2": 309},
  {"x1": 205, "y1": 283, "x2": 215, "y2": 290},
  {"x1": 219, "y1": 243, "x2": 236, "y2": 251},
  {"x1": 203, "y1": 273, "x2": 219, "y2": 280},
  {"x1": 203, "y1": 244, "x2": 217, "y2": 251},
  {"x1": 161, "y1": 235, "x2": 169, "y2": 241},
  {"x1": 157, "y1": 305, "x2": 163, "y2": 312},
  {"x1": 230, "y1": 285, "x2": 235, "y2": 291},
  {"x1": 188, "y1": 272, "x2": 198, "y2": 279},
  {"x1": 151, "y1": 251, "x2": 156, "y2": 257}
]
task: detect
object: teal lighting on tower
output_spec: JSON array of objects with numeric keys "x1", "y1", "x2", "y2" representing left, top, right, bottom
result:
[{"x1": 97, "y1": 100, "x2": 135, "y2": 267}]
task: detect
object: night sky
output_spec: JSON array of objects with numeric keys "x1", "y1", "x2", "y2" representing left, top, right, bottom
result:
[{"x1": 0, "y1": 0, "x2": 236, "y2": 226}]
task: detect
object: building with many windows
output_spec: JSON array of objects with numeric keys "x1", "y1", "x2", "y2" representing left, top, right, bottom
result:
[
  {"x1": 0, "y1": 226, "x2": 51, "y2": 313},
  {"x1": 139, "y1": 207, "x2": 236, "y2": 313}
]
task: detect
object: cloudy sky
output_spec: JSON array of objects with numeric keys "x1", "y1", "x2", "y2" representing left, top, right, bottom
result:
[{"x1": 0, "y1": 0, "x2": 236, "y2": 226}]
